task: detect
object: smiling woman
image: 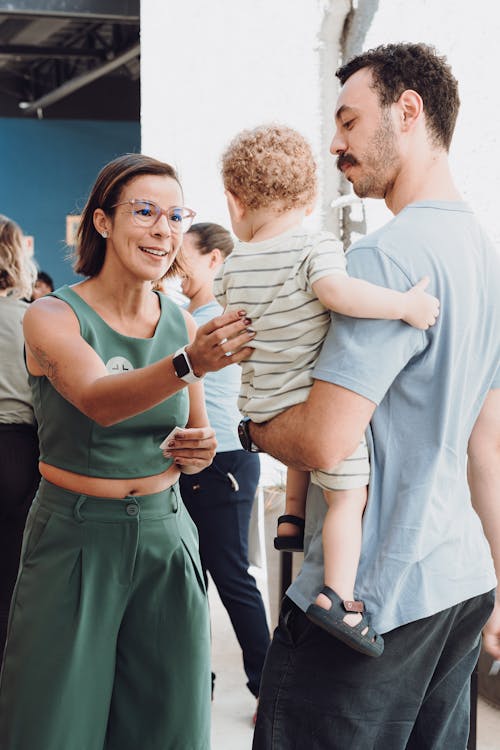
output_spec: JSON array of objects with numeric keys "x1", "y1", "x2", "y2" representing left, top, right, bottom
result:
[{"x1": 0, "y1": 154, "x2": 256, "y2": 750}]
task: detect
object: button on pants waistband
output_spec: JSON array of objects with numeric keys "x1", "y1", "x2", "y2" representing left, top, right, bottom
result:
[{"x1": 35, "y1": 478, "x2": 179, "y2": 523}]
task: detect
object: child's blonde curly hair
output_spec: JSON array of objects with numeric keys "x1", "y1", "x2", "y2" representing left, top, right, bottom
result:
[{"x1": 221, "y1": 124, "x2": 317, "y2": 213}]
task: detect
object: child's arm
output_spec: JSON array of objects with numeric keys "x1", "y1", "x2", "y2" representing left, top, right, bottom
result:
[{"x1": 312, "y1": 274, "x2": 439, "y2": 330}]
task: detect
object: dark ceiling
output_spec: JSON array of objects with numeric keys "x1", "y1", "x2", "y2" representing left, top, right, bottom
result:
[{"x1": 0, "y1": 0, "x2": 140, "y2": 120}]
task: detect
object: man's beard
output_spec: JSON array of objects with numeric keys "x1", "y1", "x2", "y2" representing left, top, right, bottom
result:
[{"x1": 339, "y1": 111, "x2": 400, "y2": 199}]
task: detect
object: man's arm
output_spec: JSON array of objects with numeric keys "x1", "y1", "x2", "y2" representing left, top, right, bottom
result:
[
  {"x1": 467, "y1": 388, "x2": 500, "y2": 659},
  {"x1": 250, "y1": 378, "x2": 376, "y2": 471}
]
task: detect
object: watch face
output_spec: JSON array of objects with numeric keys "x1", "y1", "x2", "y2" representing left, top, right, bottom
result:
[{"x1": 173, "y1": 352, "x2": 190, "y2": 378}]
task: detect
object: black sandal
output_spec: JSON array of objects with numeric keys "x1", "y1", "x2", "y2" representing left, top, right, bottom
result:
[
  {"x1": 273, "y1": 514, "x2": 305, "y2": 552},
  {"x1": 306, "y1": 585, "x2": 384, "y2": 658}
]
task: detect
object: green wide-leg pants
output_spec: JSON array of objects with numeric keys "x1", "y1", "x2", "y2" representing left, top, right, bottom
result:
[{"x1": 0, "y1": 479, "x2": 211, "y2": 750}]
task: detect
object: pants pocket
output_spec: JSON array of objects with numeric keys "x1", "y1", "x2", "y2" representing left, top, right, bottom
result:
[
  {"x1": 282, "y1": 599, "x2": 314, "y2": 646},
  {"x1": 181, "y1": 538, "x2": 207, "y2": 595},
  {"x1": 21, "y1": 504, "x2": 54, "y2": 565},
  {"x1": 176, "y1": 503, "x2": 206, "y2": 594}
]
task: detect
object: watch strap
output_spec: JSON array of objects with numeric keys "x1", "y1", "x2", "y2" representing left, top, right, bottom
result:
[
  {"x1": 238, "y1": 417, "x2": 260, "y2": 453},
  {"x1": 173, "y1": 346, "x2": 202, "y2": 384}
]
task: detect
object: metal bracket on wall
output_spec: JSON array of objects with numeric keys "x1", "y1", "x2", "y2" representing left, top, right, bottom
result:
[{"x1": 330, "y1": 193, "x2": 366, "y2": 250}]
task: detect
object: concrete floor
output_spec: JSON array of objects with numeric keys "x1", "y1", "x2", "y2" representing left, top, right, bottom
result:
[{"x1": 208, "y1": 562, "x2": 500, "y2": 750}]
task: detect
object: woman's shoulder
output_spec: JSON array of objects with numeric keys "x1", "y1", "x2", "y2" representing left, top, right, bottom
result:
[{"x1": 24, "y1": 290, "x2": 81, "y2": 334}]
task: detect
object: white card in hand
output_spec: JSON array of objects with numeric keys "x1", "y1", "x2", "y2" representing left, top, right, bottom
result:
[{"x1": 159, "y1": 426, "x2": 183, "y2": 450}]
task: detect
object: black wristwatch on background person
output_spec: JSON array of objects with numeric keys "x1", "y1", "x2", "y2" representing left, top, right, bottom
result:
[
  {"x1": 172, "y1": 346, "x2": 203, "y2": 384},
  {"x1": 238, "y1": 417, "x2": 261, "y2": 453}
]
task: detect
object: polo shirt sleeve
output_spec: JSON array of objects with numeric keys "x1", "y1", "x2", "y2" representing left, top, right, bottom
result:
[{"x1": 313, "y1": 244, "x2": 428, "y2": 405}]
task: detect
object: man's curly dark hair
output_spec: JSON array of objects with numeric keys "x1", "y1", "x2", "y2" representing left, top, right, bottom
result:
[{"x1": 336, "y1": 43, "x2": 460, "y2": 152}]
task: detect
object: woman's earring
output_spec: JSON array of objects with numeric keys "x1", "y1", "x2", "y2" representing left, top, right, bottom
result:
[{"x1": 101, "y1": 231, "x2": 108, "y2": 239}]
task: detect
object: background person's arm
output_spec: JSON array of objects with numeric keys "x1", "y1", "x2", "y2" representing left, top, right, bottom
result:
[
  {"x1": 468, "y1": 388, "x2": 500, "y2": 659},
  {"x1": 250, "y1": 379, "x2": 376, "y2": 471}
]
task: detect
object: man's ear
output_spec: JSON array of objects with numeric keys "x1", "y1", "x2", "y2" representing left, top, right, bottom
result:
[
  {"x1": 225, "y1": 190, "x2": 246, "y2": 221},
  {"x1": 396, "y1": 89, "x2": 423, "y2": 132},
  {"x1": 93, "y1": 208, "x2": 111, "y2": 237}
]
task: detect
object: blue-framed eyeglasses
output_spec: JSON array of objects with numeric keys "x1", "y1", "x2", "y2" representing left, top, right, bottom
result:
[{"x1": 111, "y1": 199, "x2": 196, "y2": 234}]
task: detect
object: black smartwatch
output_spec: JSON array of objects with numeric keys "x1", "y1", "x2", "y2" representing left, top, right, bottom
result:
[
  {"x1": 238, "y1": 417, "x2": 260, "y2": 453},
  {"x1": 172, "y1": 346, "x2": 203, "y2": 384}
]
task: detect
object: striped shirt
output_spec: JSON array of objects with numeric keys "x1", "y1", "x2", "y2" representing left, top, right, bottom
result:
[{"x1": 214, "y1": 225, "x2": 346, "y2": 423}]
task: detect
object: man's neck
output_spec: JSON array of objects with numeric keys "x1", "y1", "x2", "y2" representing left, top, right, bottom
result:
[{"x1": 386, "y1": 150, "x2": 462, "y2": 215}]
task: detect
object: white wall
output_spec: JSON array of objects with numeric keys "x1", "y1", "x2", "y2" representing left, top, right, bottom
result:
[
  {"x1": 352, "y1": 0, "x2": 500, "y2": 247},
  {"x1": 142, "y1": 0, "x2": 499, "y2": 249},
  {"x1": 141, "y1": 0, "x2": 349, "y2": 231}
]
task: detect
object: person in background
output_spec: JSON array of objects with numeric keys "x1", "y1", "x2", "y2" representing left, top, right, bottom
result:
[
  {"x1": 179, "y1": 222, "x2": 270, "y2": 717},
  {"x1": 0, "y1": 215, "x2": 39, "y2": 656},
  {"x1": 0, "y1": 154, "x2": 255, "y2": 750},
  {"x1": 31, "y1": 270, "x2": 54, "y2": 300}
]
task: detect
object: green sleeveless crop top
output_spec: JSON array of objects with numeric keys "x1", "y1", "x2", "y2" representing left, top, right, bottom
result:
[{"x1": 30, "y1": 285, "x2": 190, "y2": 478}]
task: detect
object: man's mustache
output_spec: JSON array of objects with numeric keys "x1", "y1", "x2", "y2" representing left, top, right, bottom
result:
[{"x1": 337, "y1": 154, "x2": 359, "y2": 172}]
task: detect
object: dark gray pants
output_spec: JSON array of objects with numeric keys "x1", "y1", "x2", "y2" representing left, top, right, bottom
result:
[
  {"x1": 253, "y1": 591, "x2": 495, "y2": 750},
  {"x1": 0, "y1": 423, "x2": 40, "y2": 655}
]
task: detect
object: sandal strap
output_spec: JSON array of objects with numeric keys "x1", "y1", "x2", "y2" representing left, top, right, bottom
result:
[
  {"x1": 321, "y1": 585, "x2": 365, "y2": 613},
  {"x1": 277, "y1": 514, "x2": 305, "y2": 530},
  {"x1": 342, "y1": 599, "x2": 364, "y2": 614}
]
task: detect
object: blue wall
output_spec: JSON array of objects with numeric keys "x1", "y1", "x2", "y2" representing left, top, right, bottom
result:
[{"x1": 0, "y1": 118, "x2": 140, "y2": 287}]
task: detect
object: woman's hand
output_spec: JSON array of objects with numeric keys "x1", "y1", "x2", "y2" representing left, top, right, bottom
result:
[
  {"x1": 161, "y1": 426, "x2": 217, "y2": 474},
  {"x1": 186, "y1": 309, "x2": 255, "y2": 377}
]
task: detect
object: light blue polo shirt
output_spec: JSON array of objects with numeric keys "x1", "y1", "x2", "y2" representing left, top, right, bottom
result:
[
  {"x1": 288, "y1": 201, "x2": 500, "y2": 633},
  {"x1": 191, "y1": 300, "x2": 242, "y2": 452}
]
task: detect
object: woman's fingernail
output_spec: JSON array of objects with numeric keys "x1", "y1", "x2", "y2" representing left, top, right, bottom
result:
[
  {"x1": 244, "y1": 317, "x2": 252, "y2": 325},
  {"x1": 163, "y1": 451, "x2": 172, "y2": 457},
  {"x1": 238, "y1": 310, "x2": 247, "y2": 317},
  {"x1": 246, "y1": 327, "x2": 255, "y2": 333}
]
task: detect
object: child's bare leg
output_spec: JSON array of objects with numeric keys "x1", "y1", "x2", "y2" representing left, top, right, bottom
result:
[
  {"x1": 316, "y1": 486, "x2": 367, "y2": 628},
  {"x1": 276, "y1": 467, "x2": 308, "y2": 537}
]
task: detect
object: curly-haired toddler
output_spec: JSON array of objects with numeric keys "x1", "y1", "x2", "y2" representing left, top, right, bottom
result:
[{"x1": 215, "y1": 123, "x2": 439, "y2": 656}]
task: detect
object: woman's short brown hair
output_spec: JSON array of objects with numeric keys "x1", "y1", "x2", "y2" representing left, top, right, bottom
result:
[
  {"x1": 0, "y1": 214, "x2": 37, "y2": 299},
  {"x1": 74, "y1": 153, "x2": 184, "y2": 279},
  {"x1": 221, "y1": 124, "x2": 317, "y2": 213}
]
